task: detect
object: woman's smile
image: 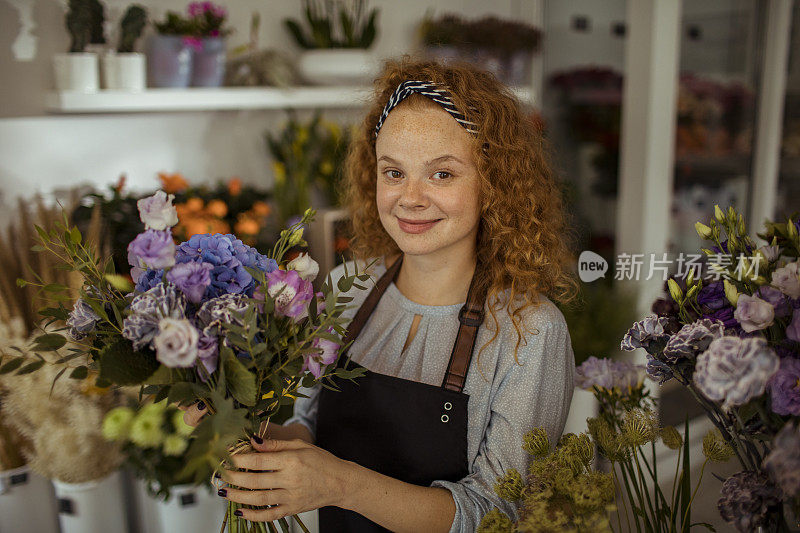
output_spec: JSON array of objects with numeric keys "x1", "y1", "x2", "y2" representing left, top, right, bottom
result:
[{"x1": 396, "y1": 216, "x2": 443, "y2": 234}]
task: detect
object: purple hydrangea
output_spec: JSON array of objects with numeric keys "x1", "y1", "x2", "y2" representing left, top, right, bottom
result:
[
  {"x1": 128, "y1": 230, "x2": 175, "y2": 282},
  {"x1": 175, "y1": 234, "x2": 276, "y2": 298},
  {"x1": 694, "y1": 336, "x2": 780, "y2": 411},
  {"x1": 575, "y1": 356, "x2": 646, "y2": 392},
  {"x1": 266, "y1": 268, "x2": 315, "y2": 321},
  {"x1": 663, "y1": 319, "x2": 726, "y2": 362},
  {"x1": 122, "y1": 283, "x2": 187, "y2": 351},
  {"x1": 717, "y1": 471, "x2": 782, "y2": 532},
  {"x1": 166, "y1": 261, "x2": 213, "y2": 304},
  {"x1": 620, "y1": 316, "x2": 671, "y2": 354},
  {"x1": 767, "y1": 356, "x2": 800, "y2": 416},
  {"x1": 762, "y1": 421, "x2": 800, "y2": 498},
  {"x1": 303, "y1": 328, "x2": 340, "y2": 378},
  {"x1": 66, "y1": 298, "x2": 101, "y2": 340}
]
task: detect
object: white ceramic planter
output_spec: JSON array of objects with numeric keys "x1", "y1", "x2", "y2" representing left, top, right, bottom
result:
[
  {"x1": 154, "y1": 483, "x2": 226, "y2": 533},
  {"x1": 290, "y1": 509, "x2": 319, "y2": 533},
  {"x1": 53, "y1": 52, "x2": 99, "y2": 92},
  {"x1": 298, "y1": 49, "x2": 376, "y2": 85},
  {"x1": 52, "y1": 470, "x2": 128, "y2": 533},
  {"x1": 0, "y1": 465, "x2": 60, "y2": 533},
  {"x1": 102, "y1": 52, "x2": 146, "y2": 91}
]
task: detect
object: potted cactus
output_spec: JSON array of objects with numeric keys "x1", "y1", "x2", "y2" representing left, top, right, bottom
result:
[
  {"x1": 52, "y1": 0, "x2": 106, "y2": 92},
  {"x1": 284, "y1": 0, "x2": 380, "y2": 85},
  {"x1": 102, "y1": 4, "x2": 148, "y2": 91}
]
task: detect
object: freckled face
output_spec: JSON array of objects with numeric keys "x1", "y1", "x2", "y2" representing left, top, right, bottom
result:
[{"x1": 375, "y1": 104, "x2": 481, "y2": 259}]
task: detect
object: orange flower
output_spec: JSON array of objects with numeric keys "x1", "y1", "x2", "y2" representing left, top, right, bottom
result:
[
  {"x1": 251, "y1": 201, "x2": 271, "y2": 217},
  {"x1": 185, "y1": 197, "x2": 204, "y2": 213},
  {"x1": 235, "y1": 216, "x2": 260, "y2": 236},
  {"x1": 158, "y1": 172, "x2": 189, "y2": 193},
  {"x1": 206, "y1": 199, "x2": 228, "y2": 218},
  {"x1": 228, "y1": 177, "x2": 242, "y2": 196},
  {"x1": 114, "y1": 174, "x2": 127, "y2": 193}
]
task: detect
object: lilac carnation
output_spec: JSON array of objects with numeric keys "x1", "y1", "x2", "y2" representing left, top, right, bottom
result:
[
  {"x1": 733, "y1": 294, "x2": 775, "y2": 333},
  {"x1": 762, "y1": 421, "x2": 800, "y2": 498},
  {"x1": 195, "y1": 293, "x2": 250, "y2": 338},
  {"x1": 694, "y1": 336, "x2": 780, "y2": 411},
  {"x1": 645, "y1": 355, "x2": 674, "y2": 384},
  {"x1": 575, "y1": 356, "x2": 646, "y2": 392},
  {"x1": 166, "y1": 261, "x2": 213, "y2": 304},
  {"x1": 663, "y1": 319, "x2": 725, "y2": 362},
  {"x1": 620, "y1": 315, "x2": 671, "y2": 354},
  {"x1": 717, "y1": 471, "x2": 782, "y2": 532},
  {"x1": 66, "y1": 299, "x2": 100, "y2": 340},
  {"x1": 303, "y1": 328, "x2": 340, "y2": 378},
  {"x1": 266, "y1": 268, "x2": 315, "y2": 321},
  {"x1": 122, "y1": 283, "x2": 186, "y2": 351},
  {"x1": 768, "y1": 357, "x2": 800, "y2": 415},
  {"x1": 128, "y1": 230, "x2": 175, "y2": 282}
]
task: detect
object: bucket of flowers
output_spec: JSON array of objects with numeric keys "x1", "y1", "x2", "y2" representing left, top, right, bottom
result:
[{"x1": 1, "y1": 190, "x2": 373, "y2": 532}]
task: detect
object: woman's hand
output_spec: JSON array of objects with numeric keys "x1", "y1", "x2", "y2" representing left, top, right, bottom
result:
[
  {"x1": 218, "y1": 436, "x2": 354, "y2": 522},
  {"x1": 178, "y1": 400, "x2": 208, "y2": 427}
]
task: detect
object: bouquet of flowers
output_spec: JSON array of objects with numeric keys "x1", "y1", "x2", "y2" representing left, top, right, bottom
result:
[
  {"x1": 102, "y1": 399, "x2": 197, "y2": 500},
  {"x1": 623, "y1": 205, "x2": 800, "y2": 531},
  {"x1": 1, "y1": 190, "x2": 373, "y2": 531}
]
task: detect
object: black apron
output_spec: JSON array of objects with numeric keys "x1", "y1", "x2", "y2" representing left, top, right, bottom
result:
[{"x1": 315, "y1": 254, "x2": 487, "y2": 532}]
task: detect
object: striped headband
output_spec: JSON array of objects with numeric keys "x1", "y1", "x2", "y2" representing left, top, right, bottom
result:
[{"x1": 374, "y1": 80, "x2": 479, "y2": 139}]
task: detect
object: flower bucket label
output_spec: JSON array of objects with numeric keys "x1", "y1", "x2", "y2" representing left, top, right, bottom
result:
[
  {"x1": 179, "y1": 492, "x2": 197, "y2": 507},
  {"x1": 58, "y1": 497, "x2": 75, "y2": 515}
]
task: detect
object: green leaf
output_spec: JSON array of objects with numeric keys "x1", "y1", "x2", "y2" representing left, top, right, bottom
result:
[
  {"x1": 16, "y1": 359, "x2": 45, "y2": 375},
  {"x1": 222, "y1": 348, "x2": 257, "y2": 407},
  {"x1": 32, "y1": 333, "x2": 67, "y2": 351},
  {"x1": 98, "y1": 339, "x2": 160, "y2": 385},
  {"x1": 0, "y1": 357, "x2": 24, "y2": 374},
  {"x1": 70, "y1": 226, "x2": 82, "y2": 244},
  {"x1": 16, "y1": 278, "x2": 28, "y2": 287},
  {"x1": 167, "y1": 382, "x2": 196, "y2": 405},
  {"x1": 69, "y1": 366, "x2": 89, "y2": 379},
  {"x1": 104, "y1": 274, "x2": 133, "y2": 292},
  {"x1": 145, "y1": 365, "x2": 173, "y2": 385},
  {"x1": 154, "y1": 385, "x2": 171, "y2": 404}
]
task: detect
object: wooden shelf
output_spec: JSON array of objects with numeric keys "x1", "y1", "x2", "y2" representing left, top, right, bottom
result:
[{"x1": 45, "y1": 85, "x2": 536, "y2": 114}]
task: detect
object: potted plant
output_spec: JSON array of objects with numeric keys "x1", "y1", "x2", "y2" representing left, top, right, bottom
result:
[
  {"x1": 185, "y1": 2, "x2": 233, "y2": 87},
  {"x1": 284, "y1": 0, "x2": 380, "y2": 85},
  {"x1": 148, "y1": 10, "x2": 197, "y2": 87},
  {"x1": 53, "y1": 0, "x2": 106, "y2": 92},
  {"x1": 102, "y1": 4, "x2": 148, "y2": 91}
]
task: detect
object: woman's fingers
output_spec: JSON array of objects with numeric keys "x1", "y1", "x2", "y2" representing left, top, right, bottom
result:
[
  {"x1": 221, "y1": 469, "x2": 281, "y2": 490},
  {"x1": 182, "y1": 400, "x2": 208, "y2": 427},
  {"x1": 219, "y1": 487, "x2": 289, "y2": 507},
  {"x1": 233, "y1": 505, "x2": 293, "y2": 523}
]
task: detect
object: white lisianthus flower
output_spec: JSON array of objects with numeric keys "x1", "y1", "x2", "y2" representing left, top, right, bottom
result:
[
  {"x1": 154, "y1": 318, "x2": 199, "y2": 368},
  {"x1": 137, "y1": 190, "x2": 179, "y2": 231},
  {"x1": 771, "y1": 261, "x2": 800, "y2": 299},
  {"x1": 733, "y1": 294, "x2": 775, "y2": 333},
  {"x1": 287, "y1": 252, "x2": 319, "y2": 282}
]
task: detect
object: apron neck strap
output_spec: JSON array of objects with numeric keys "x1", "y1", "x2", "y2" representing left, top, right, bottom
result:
[{"x1": 338, "y1": 255, "x2": 487, "y2": 393}]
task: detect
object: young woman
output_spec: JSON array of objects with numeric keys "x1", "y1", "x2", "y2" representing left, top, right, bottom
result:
[{"x1": 185, "y1": 55, "x2": 579, "y2": 532}]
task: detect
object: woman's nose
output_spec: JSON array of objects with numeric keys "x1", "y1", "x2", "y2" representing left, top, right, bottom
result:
[{"x1": 398, "y1": 177, "x2": 427, "y2": 208}]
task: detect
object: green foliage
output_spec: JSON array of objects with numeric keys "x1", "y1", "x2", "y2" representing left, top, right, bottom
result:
[
  {"x1": 118, "y1": 5, "x2": 147, "y2": 53},
  {"x1": 65, "y1": 0, "x2": 106, "y2": 53},
  {"x1": 98, "y1": 338, "x2": 160, "y2": 386},
  {"x1": 283, "y1": 0, "x2": 379, "y2": 49}
]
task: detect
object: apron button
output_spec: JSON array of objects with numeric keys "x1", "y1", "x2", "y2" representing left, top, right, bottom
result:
[
  {"x1": 443, "y1": 402, "x2": 452, "y2": 411},
  {"x1": 441, "y1": 414, "x2": 449, "y2": 423}
]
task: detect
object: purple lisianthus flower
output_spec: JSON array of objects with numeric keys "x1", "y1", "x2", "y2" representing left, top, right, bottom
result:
[
  {"x1": 771, "y1": 261, "x2": 800, "y2": 299},
  {"x1": 711, "y1": 239, "x2": 754, "y2": 255},
  {"x1": 733, "y1": 294, "x2": 775, "y2": 333},
  {"x1": 768, "y1": 356, "x2": 800, "y2": 415},
  {"x1": 128, "y1": 230, "x2": 175, "y2": 281},
  {"x1": 303, "y1": 328, "x2": 340, "y2": 378},
  {"x1": 196, "y1": 332, "x2": 219, "y2": 379},
  {"x1": 166, "y1": 261, "x2": 213, "y2": 304},
  {"x1": 137, "y1": 191, "x2": 179, "y2": 231},
  {"x1": 135, "y1": 269, "x2": 164, "y2": 292},
  {"x1": 66, "y1": 298, "x2": 100, "y2": 340},
  {"x1": 620, "y1": 315, "x2": 671, "y2": 354},
  {"x1": 787, "y1": 308, "x2": 800, "y2": 343},
  {"x1": 756, "y1": 285, "x2": 792, "y2": 318},
  {"x1": 763, "y1": 421, "x2": 800, "y2": 498},
  {"x1": 663, "y1": 319, "x2": 726, "y2": 362},
  {"x1": 694, "y1": 336, "x2": 780, "y2": 411},
  {"x1": 704, "y1": 305, "x2": 739, "y2": 329},
  {"x1": 153, "y1": 318, "x2": 199, "y2": 368},
  {"x1": 266, "y1": 268, "x2": 315, "y2": 321},
  {"x1": 758, "y1": 244, "x2": 781, "y2": 263},
  {"x1": 698, "y1": 281, "x2": 727, "y2": 310},
  {"x1": 122, "y1": 283, "x2": 186, "y2": 351},
  {"x1": 717, "y1": 471, "x2": 782, "y2": 532}
]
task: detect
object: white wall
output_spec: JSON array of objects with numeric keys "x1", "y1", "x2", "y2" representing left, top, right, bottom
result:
[{"x1": 0, "y1": 0, "x2": 539, "y2": 220}]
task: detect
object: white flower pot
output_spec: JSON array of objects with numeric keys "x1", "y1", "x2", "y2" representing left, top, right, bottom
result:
[
  {"x1": 291, "y1": 509, "x2": 319, "y2": 533},
  {"x1": 52, "y1": 470, "x2": 128, "y2": 533},
  {"x1": 154, "y1": 483, "x2": 227, "y2": 533},
  {"x1": 102, "y1": 52, "x2": 146, "y2": 91},
  {"x1": 0, "y1": 465, "x2": 60, "y2": 533},
  {"x1": 298, "y1": 49, "x2": 376, "y2": 85},
  {"x1": 53, "y1": 52, "x2": 99, "y2": 92}
]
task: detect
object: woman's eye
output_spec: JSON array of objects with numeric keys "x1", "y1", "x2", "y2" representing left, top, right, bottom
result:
[
  {"x1": 384, "y1": 170, "x2": 402, "y2": 179},
  {"x1": 433, "y1": 171, "x2": 452, "y2": 180}
]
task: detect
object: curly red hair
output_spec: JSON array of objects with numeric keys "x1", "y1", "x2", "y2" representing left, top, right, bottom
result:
[{"x1": 340, "y1": 54, "x2": 580, "y2": 364}]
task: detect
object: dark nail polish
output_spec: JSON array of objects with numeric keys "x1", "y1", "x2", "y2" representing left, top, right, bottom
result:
[
  {"x1": 234, "y1": 510, "x2": 243, "y2": 517},
  {"x1": 218, "y1": 489, "x2": 227, "y2": 497},
  {"x1": 196, "y1": 400, "x2": 206, "y2": 411},
  {"x1": 253, "y1": 435, "x2": 264, "y2": 444},
  {"x1": 213, "y1": 472, "x2": 221, "y2": 479}
]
